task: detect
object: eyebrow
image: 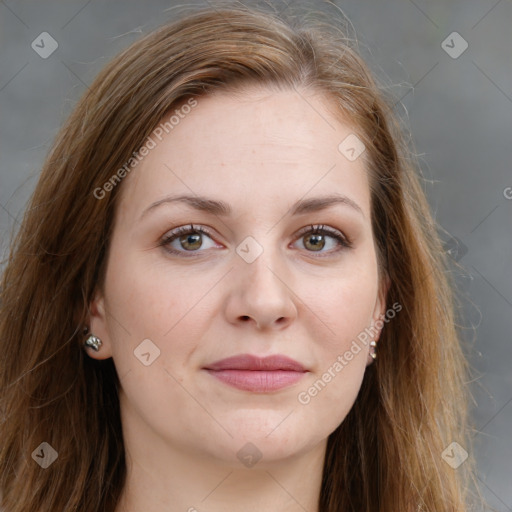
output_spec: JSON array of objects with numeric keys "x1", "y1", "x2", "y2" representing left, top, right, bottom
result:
[{"x1": 140, "y1": 193, "x2": 364, "y2": 220}]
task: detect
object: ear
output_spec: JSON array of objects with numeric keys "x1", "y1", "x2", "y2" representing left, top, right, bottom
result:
[
  {"x1": 372, "y1": 274, "x2": 390, "y2": 337},
  {"x1": 366, "y1": 275, "x2": 391, "y2": 365},
  {"x1": 86, "y1": 288, "x2": 113, "y2": 360}
]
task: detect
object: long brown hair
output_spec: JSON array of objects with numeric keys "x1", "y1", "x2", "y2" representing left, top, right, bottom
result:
[{"x1": 0, "y1": 3, "x2": 479, "y2": 511}]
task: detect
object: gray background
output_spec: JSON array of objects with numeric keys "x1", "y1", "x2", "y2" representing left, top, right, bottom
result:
[{"x1": 0, "y1": 0, "x2": 510, "y2": 510}]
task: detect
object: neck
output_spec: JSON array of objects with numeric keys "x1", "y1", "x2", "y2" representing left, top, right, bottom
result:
[{"x1": 115, "y1": 422, "x2": 326, "y2": 512}]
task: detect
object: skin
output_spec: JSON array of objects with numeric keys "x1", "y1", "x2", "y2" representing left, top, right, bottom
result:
[{"x1": 88, "y1": 86, "x2": 388, "y2": 512}]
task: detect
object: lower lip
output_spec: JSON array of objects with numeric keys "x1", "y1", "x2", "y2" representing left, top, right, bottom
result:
[{"x1": 205, "y1": 369, "x2": 306, "y2": 392}]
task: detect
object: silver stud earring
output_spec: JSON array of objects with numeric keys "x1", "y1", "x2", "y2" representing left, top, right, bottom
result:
[
  {"x1": 369, "y1": 340, "x2": 377, "y2": 360},
  {"x1": 84, "y1": 334, "x2": 102, "y2": 352}
]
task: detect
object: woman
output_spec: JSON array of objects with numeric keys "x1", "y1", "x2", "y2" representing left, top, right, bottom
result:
[{"x1": 0, "y1": 3, "x2": 479, "y2": 511}]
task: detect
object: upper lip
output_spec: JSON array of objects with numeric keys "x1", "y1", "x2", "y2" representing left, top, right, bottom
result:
[{"x1": 204, "y1": 354, "x2": 306, "y2": 372}]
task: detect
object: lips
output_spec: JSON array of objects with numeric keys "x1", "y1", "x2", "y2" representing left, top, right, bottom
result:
[{"x1": 203, "y1": 354, "x2": 307, "y2": 392}]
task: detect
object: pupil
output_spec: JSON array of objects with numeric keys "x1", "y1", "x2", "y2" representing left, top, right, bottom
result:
[
  {"x1": 306, "y1": 234, "x2": 324, "y2": 251},
  {"x1": 181, "y1": 233, "x2": 202, "y2": 250}
]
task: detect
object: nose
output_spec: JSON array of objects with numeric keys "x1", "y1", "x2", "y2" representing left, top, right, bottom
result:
[{"x1": 224, "y1": 248, "x2": 298, "y2": 331}]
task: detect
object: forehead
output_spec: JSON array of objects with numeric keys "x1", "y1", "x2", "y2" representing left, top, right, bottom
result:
[{"x1": 117, "y1": 87, "x2": 371, "y2": 222}]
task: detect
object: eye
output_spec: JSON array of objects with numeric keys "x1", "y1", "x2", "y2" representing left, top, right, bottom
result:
[
  {"x1": 160, "y1": 224, "x2": 220, "y2": 256},
  {"x1": 159, "y1": 223, "x2": 352, "y2": 258},
  {"x1": 293, "y1": 224, "x2": 352, "y2": 255}
]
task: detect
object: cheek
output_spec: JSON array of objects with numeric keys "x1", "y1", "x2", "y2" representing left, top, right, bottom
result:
[
  {"x1": 103, "y1": 257, "x2": 209, "y2": 427},
  {"x1": 104, "y1": 250, "x2": 218, "y2": 375},
  {"x1": 313, "y1": 276, "x2": 374, "y2": 372},
  {"x1": 292, "y1": 258, "x2": 378, "y2": 432},
  {"x1": 305, "y1": 254, "x2": 379, "y2": 351},
  {"x1": 107, "y1": 246, "x2": 187, "y2": 331}
]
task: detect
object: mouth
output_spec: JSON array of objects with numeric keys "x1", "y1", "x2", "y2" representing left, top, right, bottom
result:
[{"x1": 202, "y1": 353, "x2": 308, "y2": 393}]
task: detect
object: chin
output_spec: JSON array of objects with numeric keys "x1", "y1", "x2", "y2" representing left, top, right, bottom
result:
[{"x1": 210, "y1": 414, "x2": 319, "y2": 465}]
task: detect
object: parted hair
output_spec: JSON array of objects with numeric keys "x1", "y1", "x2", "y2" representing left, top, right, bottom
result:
[{"x1": 0, "y1": 3, "x2": 477, "y2": 511}]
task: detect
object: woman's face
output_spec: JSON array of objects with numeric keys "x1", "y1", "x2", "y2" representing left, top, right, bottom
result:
[{"x1": 89, "y1": 86, "x2": 387, "y2": 467}]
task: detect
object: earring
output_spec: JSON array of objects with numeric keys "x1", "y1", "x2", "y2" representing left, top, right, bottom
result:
[
  {"x1": 84, "y1": 334, "x2": 102, "y2": 352},
  {"x1": 369, "y1": 340, "x2": 377, "y2": 360}
]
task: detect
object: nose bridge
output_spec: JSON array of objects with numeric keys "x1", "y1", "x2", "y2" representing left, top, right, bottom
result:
[
  {"x1": 237, "y1": 233, "x2": 284, "y2": 293},
  {"x1": 230, "y1": 231, "x2": 297, "y2": 328}
]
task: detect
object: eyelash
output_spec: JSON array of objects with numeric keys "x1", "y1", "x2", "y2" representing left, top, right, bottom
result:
[{"x1": 159, "y1": 223, "x2": 352, "y2": 258}]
